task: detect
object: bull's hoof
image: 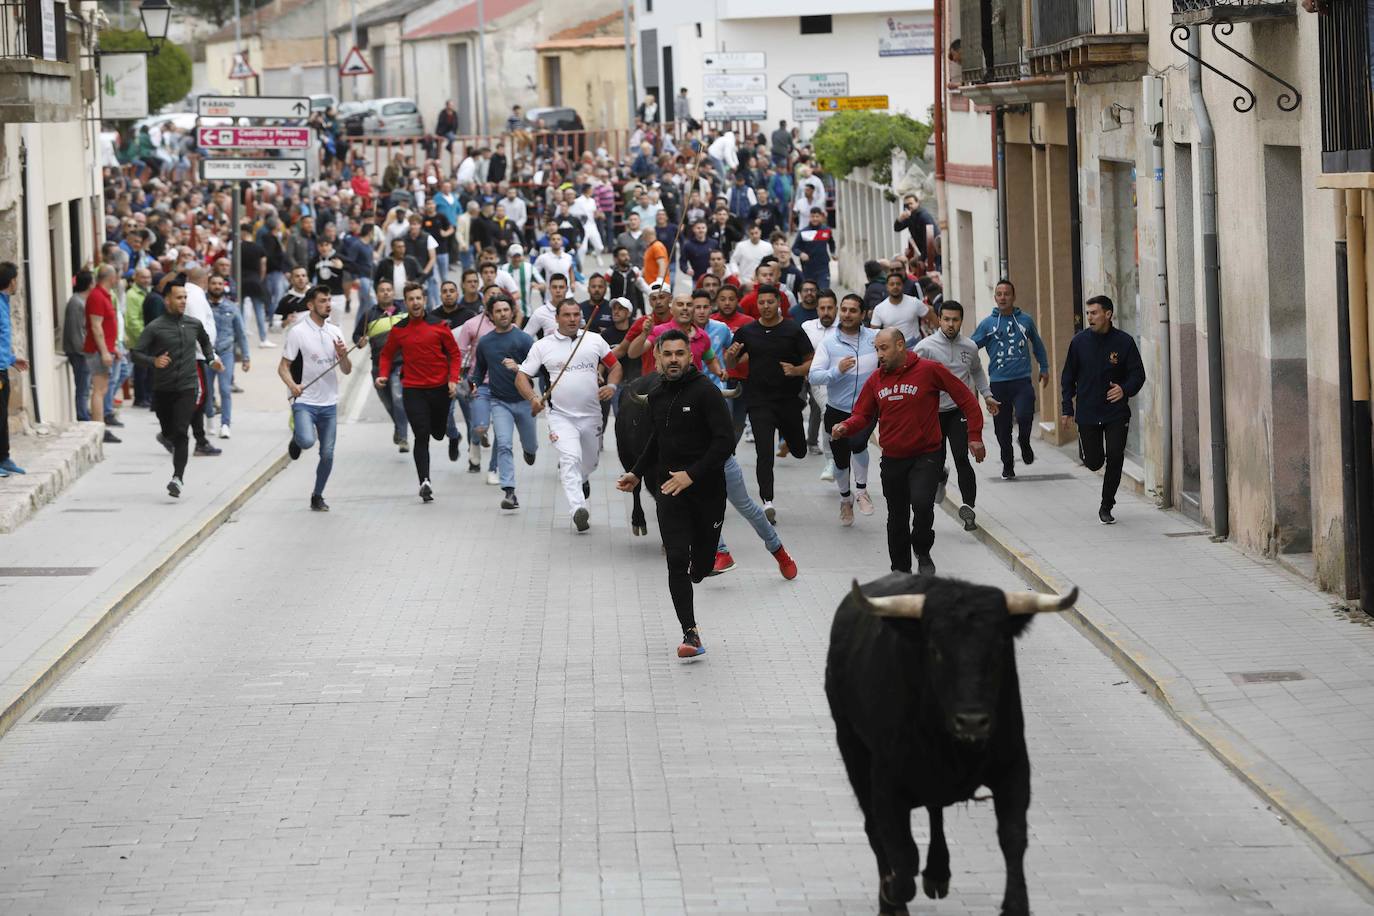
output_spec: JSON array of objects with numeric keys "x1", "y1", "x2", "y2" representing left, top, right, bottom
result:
[
  {"x1": 632, "y1": 523, "x2": 648, "y2": 536},
  {"x1": 877, "y1": 903, "x2": 910, "y2": 916},
  {"x1": 999, "y1": 899, "x2": 1029, "y2": 916},
  {"x1": 880, "y1": 874, "x2": 915, "y2": 907},
  {"x1": 921, "y1": 872, "x2": 949, "y2": 899}
]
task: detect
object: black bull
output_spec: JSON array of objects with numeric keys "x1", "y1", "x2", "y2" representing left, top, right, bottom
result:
[
  {"x1": 825, "y1": 573, "x2": 1077, "y2": 916},
  {"x1": 613, "y1": 372, "x2": 739, "y2": 537}
]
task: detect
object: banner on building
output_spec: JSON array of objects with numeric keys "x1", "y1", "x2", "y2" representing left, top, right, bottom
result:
[
  {"x1": 100, "y1": 52, "x2": 149, "y2": 120},
  {"x1": 878, "y1": 16, "x2": 935, "y2": 57}
]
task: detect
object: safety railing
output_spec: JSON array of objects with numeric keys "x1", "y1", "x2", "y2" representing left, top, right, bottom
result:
[
  {"x1": 1319, "y1": 0, "x2": 1373, "y2": 173},
  {"x1": 0, "y1": 0, "x2": 69, "y2": 61},
  {"x1": 1171, "y1": 0, "x2": 1296, "y2": 24}
]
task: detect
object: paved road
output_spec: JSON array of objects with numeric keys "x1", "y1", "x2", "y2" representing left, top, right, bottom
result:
[{"x1": 0, "y1": 387, "x2": 1369, "y2": 914}]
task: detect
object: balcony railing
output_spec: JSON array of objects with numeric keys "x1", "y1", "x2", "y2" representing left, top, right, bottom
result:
[
  {"x1": 1034, "y1": 0, "x2": 1091, "y2": 48},
  {"x1": 1172, "y1": 0, "x2": 1297, "y2": 25},
  {"x1": 0, "y1": 0, "x2": 70, "y2": 61},
  {"x1": 1026, "y1": 0, "x2": 1147, "y2": 75},
  {"x1": 1319, "y1": 0, "x2": 1372, "y2": 173},
  {"x1": 959, "y1": 0, "x2": 1026, "y2": 84}
]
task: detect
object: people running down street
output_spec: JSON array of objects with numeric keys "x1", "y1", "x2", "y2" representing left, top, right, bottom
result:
[
  {"x1": 280, "y1": 285, "x2": 351, "y2": 511},
  {"x1": 471, "y1": 297, "x2": 537, "y2": 511},
  {"x1": 971, "y1": 279, "x2": 1049, "y2": 480},
  {"x1": 831, "y1": 328, "x2": 986, "y2": 578},
  {"x1": 809, "y1": 293, "x2": 880, "y2": 528},
  {"x1": 1060, "y1": 294, "x2": 1146, "y2": 526},
  {"x1": 353, "y1": 277, "x2": 410, "y2": 452}
]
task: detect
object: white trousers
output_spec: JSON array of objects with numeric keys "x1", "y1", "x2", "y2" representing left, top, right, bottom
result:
[{"x1": 547, "y1": 411, "x2": 602, "y2": 516}]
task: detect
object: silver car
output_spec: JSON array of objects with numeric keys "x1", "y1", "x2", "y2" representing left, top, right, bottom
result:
[{"x1": 363, "y1": 97, "x2": 424, "y2": 137}]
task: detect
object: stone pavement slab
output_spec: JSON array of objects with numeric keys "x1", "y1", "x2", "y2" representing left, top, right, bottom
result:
[
  {"x1": 942, "y1": 435, "x2": 1374, "y2": 893},
  {"x1": 0, "y1": 391, "x2": 1367, "y2": 912}
]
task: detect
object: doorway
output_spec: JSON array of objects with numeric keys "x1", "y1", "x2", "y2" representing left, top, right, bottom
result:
[
  {"x1": 662, "y1": 45, "x2": 674, "y2": 123},
  {"x1": 956, "y1": 209, "x2": 975, "y2": 310},
  {"x1": 450, "y1": 43, "x2": 472, "y2": 134},
  {"x1": 1173, "y1": 143, "x2": 1201, "y2": 517},
  {"x1": 544, "y1": 55, "x2": 563, "y2": 106},
  {"x1": 1100, "y1": 159, "x2": 1145, "y2": 459}
]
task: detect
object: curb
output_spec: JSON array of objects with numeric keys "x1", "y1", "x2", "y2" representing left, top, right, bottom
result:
[
  {"x1": 0, "y1": 423, "x2": 106, "y2": 534},
  {"x1": 941, "y1": 496, "x2": 1374, "y2": 896}
]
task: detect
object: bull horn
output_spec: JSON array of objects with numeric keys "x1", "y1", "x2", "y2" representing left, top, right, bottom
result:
[
  {"x1": 1004, "y1": 586, "x2": 1079, "y2": 615},
  {"x1": 722, "y1": 385, "x2": 741, "y2": 399},
  {"x1": 631, "y1": 392, "x2": 649, "y2": 405},
  {"x1": 851, "y1": 579, "x2": 926, "y2": 618}
]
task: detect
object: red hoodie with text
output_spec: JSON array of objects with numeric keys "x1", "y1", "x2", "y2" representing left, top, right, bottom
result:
[{"x1": 840, "y1": 351, "x2": 984, "y2": 458}]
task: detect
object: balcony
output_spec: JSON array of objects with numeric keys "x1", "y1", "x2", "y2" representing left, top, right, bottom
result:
[
  {"x1": 1317, "y1": 0, "x2": 1372, "y2": 175},
  {"x1": 1172, "y1": 0, "x2": 1297, "y2": 26},
  {"x1": 0, "y1": 0, "x2": 79, "y2": 124},
  {"x1": 959, "y1": 0, "x2": 1026, "y2": 85},
  {"x1": 1028, "y1": 0, "x2": 1148, "y2": 76}
]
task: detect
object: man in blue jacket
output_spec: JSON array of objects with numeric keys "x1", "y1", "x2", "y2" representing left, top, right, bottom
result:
[
  {"x1": 1060, "y1": 294, "x2": 1145, "y2": 525},
  {"x1": 970, "y1": 279, "x2": 1050, "y2": 479}
]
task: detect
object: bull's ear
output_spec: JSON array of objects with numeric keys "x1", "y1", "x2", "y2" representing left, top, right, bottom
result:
[{"x1": 1005, "y1": 614, "x2": 1034, "y2": 639}]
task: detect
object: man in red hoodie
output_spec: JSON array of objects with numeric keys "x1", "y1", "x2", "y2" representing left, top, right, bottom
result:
[{"x1": 832, "y1": 328, "x2": 986, "y2": 576}]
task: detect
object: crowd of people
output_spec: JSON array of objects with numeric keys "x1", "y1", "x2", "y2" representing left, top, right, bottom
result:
[{"x1": 17, "y1": 102, "x2": 1146, "y2": 659}]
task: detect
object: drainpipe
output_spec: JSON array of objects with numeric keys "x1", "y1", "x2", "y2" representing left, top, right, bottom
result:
[
  {"x1": 934, "y1": 0, "x2": 946, "y2": 225},
  {"x1": 1066, "y1": 77, "x2": 1084, "y2": 332},
  {"x1": 1349, "y1": 190, "x2": 1374, "y2": 607},
  {"x1": 1151, "y1": 119, "x2": 1172, "y2": 507},
  {"x1": 995, "y1": 107, "x2": 1008, "y2": 279},
  {"x1": 17, "y1": 139, "x2": 40, "y2": 424},
  {"x1": 1188, "y1": 30, "x2": 1228, "y2": 539}
]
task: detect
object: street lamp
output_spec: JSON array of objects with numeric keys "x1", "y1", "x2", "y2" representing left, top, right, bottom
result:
[{"x1": 139, "y1": 0, "x2": 172, "y2": 55}]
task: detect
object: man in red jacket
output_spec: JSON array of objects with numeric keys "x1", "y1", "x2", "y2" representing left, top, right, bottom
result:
[
  {"x1": 377, "y1": 281, "x2": 462, "y2": 502},
  {"x1": 832, "y1": 328, "x2": 986, "y2": 576}
]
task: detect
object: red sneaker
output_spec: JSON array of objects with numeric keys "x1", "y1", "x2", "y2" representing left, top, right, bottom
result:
[
  {"x1": 772, "y1": 546, "x2": 798, "y2": 580},
  {"x1": 710, "y1": 551, "x2": 736, "y2": 576},
  {"x1": 677, "y1": 627, "x2": 706, "y2": 659}
]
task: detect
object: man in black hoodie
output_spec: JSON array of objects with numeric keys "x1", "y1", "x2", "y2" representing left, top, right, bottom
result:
[{"x1": 617, "y1": 330, "x2": 734, "y2": 661}]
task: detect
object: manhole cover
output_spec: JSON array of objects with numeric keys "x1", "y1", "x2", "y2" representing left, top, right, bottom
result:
[
  {"x1": 0, "y1": 567, "x2": 96, "y2": 577},
  {"x1": 989, "y1": 473, "x2": 1074, "y2": 483},
  {"x1": 34, "y1": 705, "x2": 120, "y2": 722},
  {"x1": 1228, "y1": 670, "x2": 1308, "y2": 685}
]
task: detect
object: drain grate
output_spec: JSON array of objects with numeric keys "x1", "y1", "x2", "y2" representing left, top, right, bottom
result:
[
  {"x1": 62, "y1": 508, "x2": 119, "y2": 514},
  {"x1": 1164, "y1": 530, "x2": 1210, "y2": 538},
  {"x1": 0, "y1": 567, "x2": 96, "y2": 577},
  {"x1": 1229, "y1": 670, "x2": 1308, "y2": 685},
  {"x1": 112, "y1": 471, "x2": 153, "y2": 476},
  {"x1": 989, "y1": 473, "x2": 1074, "y2": 483},
  {"x1": 34, "y1": 704, "x2": 120, "y2": 722}
]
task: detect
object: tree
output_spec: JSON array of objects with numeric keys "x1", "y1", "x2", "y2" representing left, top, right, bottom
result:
[
  {"x1": 167, "y1": 0, "x2": 272, "y2": 29},
  {"x1": 812, "y1": 111, "x2": 932, "y2": 187},
  {"x1": 99, "y1": 28, "x2": 192, "y2": 115}
]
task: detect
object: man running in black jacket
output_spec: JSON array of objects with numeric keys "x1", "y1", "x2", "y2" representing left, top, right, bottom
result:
[{"x1": 617, "y1": 330, "x2": 734, "y2": 660}]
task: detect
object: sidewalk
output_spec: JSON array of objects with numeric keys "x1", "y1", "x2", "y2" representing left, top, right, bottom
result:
[
  {"x1": 945, "y1": 438, "x2": 1374, "y2": 891},
  {"x1": 0, "y1": 336, "x2": 368, "y2": 739}
]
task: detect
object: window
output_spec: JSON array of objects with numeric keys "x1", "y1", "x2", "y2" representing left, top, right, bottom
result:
[
  {"x1": 695, "y1": 22, "x2": 702, "y2": 38},
  {"x1": 800, "y1": 15, "x2": 831, "y2": 34},
  {"x1": 645, "y1": 0, "x2": 653, "y2": 11}
]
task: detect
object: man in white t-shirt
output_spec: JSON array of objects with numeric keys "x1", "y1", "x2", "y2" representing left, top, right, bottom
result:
[
  {"x1": 868, "y1": 270, "x2": 931, "y2": 344},
  {"x1": 533, "y1": 231, "x2": 575, "y2": 287},
  {"x1": 514, "y1": 299, "x2": 622, "y2": 532},
  {"x1": 729, "y1": 223, "x2": 772, "y2": 287},
  {"x1": 523, "y1": 273, "x2": 571, "y2": 339},
  {"x1": 280, "y1": 284, "x2": 351, "y2": 511}
]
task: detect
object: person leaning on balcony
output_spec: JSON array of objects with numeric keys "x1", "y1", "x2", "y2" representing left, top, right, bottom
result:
[{"x1": 0, "y1": 261, "x2": 32, "y2": 477}]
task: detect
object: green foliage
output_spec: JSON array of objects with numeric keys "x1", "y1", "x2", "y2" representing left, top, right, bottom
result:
[
  {"x1": 99, "y1": 28, "x2": 192, "y2": 115},
  {"x1": 812, "y1": 111, "x2": 932, "y2": 187}
]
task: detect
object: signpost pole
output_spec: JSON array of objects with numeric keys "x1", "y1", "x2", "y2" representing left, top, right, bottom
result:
[
  {"x1": 233, "y1": 0, "x2": 242, "y2": 96},
  {"x1": 622, "y1": 0, "x2": 635, "y2": 129},
  {"x1": 232, "y1": 187, "x2": 242, "y2": 323},
  {"x1": 476, "y1": 0, "x2": 488, "y2": 135}
]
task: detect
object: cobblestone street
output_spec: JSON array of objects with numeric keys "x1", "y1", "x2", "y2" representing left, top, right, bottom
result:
[{"x1": 0, "y1": 389, "x2": 1369, "y2": 914}]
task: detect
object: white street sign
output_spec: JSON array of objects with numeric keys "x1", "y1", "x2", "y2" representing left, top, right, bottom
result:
[
  {"x1": 200, "y1": 158, "x2": 308, "y2": 181},
  {"x1": 197, "y1": 127, "x2": 311, "y2": 149},
  {"x1": 778, "y1": 72, "x2": 849, "y2": 99},
  {"x1": 702, "y1": 51, "x2": 766, "y2": 72},
  {"x1": 703, "y1": 72, "x2": 766, "y2": 93},
  {"x1": 792, "y1": 98, "x2": 821, "y2": 122},
  {"x1": 703, "y1": 94, "x2": 767, "y2": 121},
  {"x1": 197, "y1": 95, "x2": 310, "y2": 119}
]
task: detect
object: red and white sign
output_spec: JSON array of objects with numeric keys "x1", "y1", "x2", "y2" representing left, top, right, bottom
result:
[
  {"x1": 340, "y1": 46, "x2": 372, "y2": 77},
  {"x1": 228, "y1": 52, "x2": 257, "y2": 80},
  {"x1": 197, "y1": 127, "x2": 311, "y2": 149}
]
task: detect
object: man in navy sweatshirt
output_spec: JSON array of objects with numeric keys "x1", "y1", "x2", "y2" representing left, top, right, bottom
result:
[
  {"x1": 1060, "y1": 294, "x2": 1146, "y2": 525},
  {"x1": 970, "y1": 278, "x2": 1050, "y2": 478},
  {"x1": 792, "y1": 208, "x2": 836, "y2": 289}
]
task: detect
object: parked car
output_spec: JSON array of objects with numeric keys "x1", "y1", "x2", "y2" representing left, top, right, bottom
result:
[
  {"x1": 522, "y1": 106, "x2": 583, "y2": 131},
  {"x1": 309, "y1": 93, "x2": 337, "y2": 113},
  {"x1": 338, "y1": 100, "x2": 375, "y2": 137},
  {"x1": 362, "y1": 97, "x2": 424, "y2": 137}
]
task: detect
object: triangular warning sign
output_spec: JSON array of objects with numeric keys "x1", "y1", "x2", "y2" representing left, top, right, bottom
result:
[
  {"x1": 340, "y1": 46, "x2": 373, "y2": 77},
  {"x1": 227, "y1": 52, "x2": 257, "y2": 80}
]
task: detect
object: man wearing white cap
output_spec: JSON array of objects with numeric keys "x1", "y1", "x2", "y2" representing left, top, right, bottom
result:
[{"x1": 500, "y1": 244, "x2": 541, "y2": 320}]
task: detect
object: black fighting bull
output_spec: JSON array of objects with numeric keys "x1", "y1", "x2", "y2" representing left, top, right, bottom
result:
[
  {"x1": 615, "y1": 372, "x2": 739, "y2": 537},
  {"x1": 825, "y1": 573, "x2": 1078, "y2": 916}
]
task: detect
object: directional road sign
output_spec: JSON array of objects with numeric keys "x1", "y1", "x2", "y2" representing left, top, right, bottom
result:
[
  {"x1": 200, "y1": 158, "x2": 308, "y2": 181},
  {"x1": 702, "y1": 51, "x2": 766, "y2": 72},
  {"x1": 778, "y1": 72, "x2": 849, "y2": 99},
  {"x1": 815, "y1": 95, "x2": 890, "y2": 112},
  {"x1": 197, "y1": 95, "x2": 310, "y2": 119},
  {"x1": 703, "y1": 72, "x2": 766, "y2": 93},
  {"x1": 703, "y1": 94, "x2": 767, "y2": 121},
  {"x1": 197, "y1": 127, "x2": 311, "y2": 149}
]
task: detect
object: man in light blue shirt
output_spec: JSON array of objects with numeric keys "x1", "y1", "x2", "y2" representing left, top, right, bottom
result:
[{"x1": 0, "y1": 261, "x2": 32, "y2": 476}]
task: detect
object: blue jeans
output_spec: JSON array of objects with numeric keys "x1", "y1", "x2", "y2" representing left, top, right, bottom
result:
[
  {"x1": 435, "y1": 252, "x2": 450, "y2": 284},
  {"x1": 265, "y1": 271, "x2": 286, "y2": 317},
  {"x1": 206, "y1": 351, "x2": 235, "y2": 425},
  {"x1": 104, "y1": 353, "x2": 131, "y2": 416},
  {"x1": 69, "y1": 352, "x2": 92, "y2": 421},
  {"x1": 426, "y1": 272, "x2": 441, "y2": 310},
  {"x1": 989, "y1": 377, "x2": 1037, "y2": 471},
  {"x1": 355, "y1": 277, "x2": 375, "y2": 314},
  {"x1": 291, "y1": 402, "x2": 337, "y2": 496},
  {"x1": 490, "y1": 397, "x2": 537, "y2": 489},
  {"x1": 470, "y1": 385, "x2": 498, "y2": 470},
  {"x1": 374, "y1": 362, "x2": 407, "y2": 441},
  {"x1": 447, "y1": 394, "x2": 471, "y2": 442},
  {"x1": 718, "y1": 454, "x2": 781, "y2": 555},
  {"x1": 245, "y1": 296, "x2": 268, "y2": 341},
  {"x1": 460, "y1": 246, "x2": 475, "y2": 272}
]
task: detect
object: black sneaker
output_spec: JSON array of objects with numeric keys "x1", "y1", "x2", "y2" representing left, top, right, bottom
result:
[
  {"x1": 959, "y1": 505, "x2": 977, "y2": 531},
  {"x1": 1020, "y1": 440, "x2": 1035, "y2": 465},
  {"x1": 167, "y1": 477, "x2": 182, "y2": 498},
  {"x1": 500, "y1": 491, "x2": 519, "y2": 510},
  {"x1": 195, "y1": 442, "x2": 222, "y2": 456},
  {"x1": 311, "y1": 494, "x2": 329, "y2": 512},
  {"x1": 419, "y1": 479, "x2": 434, "y2": 502},
  {"x1": 398, "y1": 439, "x2": 409, "y2": 453},
  {"x1": 1001, "y1": 466, "x2": 1016, "y2": 480},
  {"x1": 916, "y1": 553, "x2": 937, "y2": 576},
  {"x1": 288, "y1": 440, "x2": 302, "y2": 460},
  {"x1": 102, "y1": 430, "x2": 121, "y2": 444},
  {"x1": 573, "y1": 507, "x2": 590, "y2": 532},
  {"x1": 582, "y1": 480, "x2": 591, "y2": 499},
  {"x1": 156, "y1": 433, "x2": 174, "y2": 454},
  {"x1": 448, "y1": 437, "x2": 460, "y2": 462},
  {"x1": 468, "y1": 461, "x2": 481, "y2": 474},
  {"x1": 105, "y1": 416, "x2": 125, "y2": 428},
  {"x1": 523, "y1": 450, "x2": 536, "y2": 466},
  {"x1": 1099, "y1": 506, "x2": 1117, "y2": 525}
]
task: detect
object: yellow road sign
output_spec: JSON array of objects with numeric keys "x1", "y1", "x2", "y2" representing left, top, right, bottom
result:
[{"x1": 815, "y1": 95, "x2": 890, "y2": 112}]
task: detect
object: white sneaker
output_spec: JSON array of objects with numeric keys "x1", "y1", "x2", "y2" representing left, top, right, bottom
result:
[
  {"x1": 820, "y1": 459, "x2": 835, "y2": 482},
  {"x1": 486, "y1": 470, "x2": 500, "y2": 486},
  {"x1": 260, "y1": 339, "x2": 277, "y2": 348},
  {"x1": 218, "y1": 425, "x2": 231, "y2": 439},
  {"x1": 744, "y1": 424, "x2": 755, "y2": 444},
  {"x1": 855, "y1": 490, "x2": 875, "y2": 516},
  {"x1": 839, "y1": 500, "x2": 854, "y2": 527},
  {"x1": 764, "y1": 500, "x2": 776, "y2": 524}
]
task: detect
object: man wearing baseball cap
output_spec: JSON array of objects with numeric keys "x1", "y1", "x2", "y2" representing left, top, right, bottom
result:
[{"x1": 499, "y1": 243, "x2": 539, "y2": 320}]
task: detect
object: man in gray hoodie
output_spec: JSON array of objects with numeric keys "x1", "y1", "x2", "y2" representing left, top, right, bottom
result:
[{"x1": 914, "y1": 299, "x2": 1000, "y2": 531}]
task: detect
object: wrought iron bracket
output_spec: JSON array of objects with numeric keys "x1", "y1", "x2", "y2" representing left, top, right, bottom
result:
[
  {"x1": 1170, "y1": 24, "x2": 1257, "y2": 113},
  {"x1": 1209, "y1": 22, "x2": 1301, "y2": 111}
]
